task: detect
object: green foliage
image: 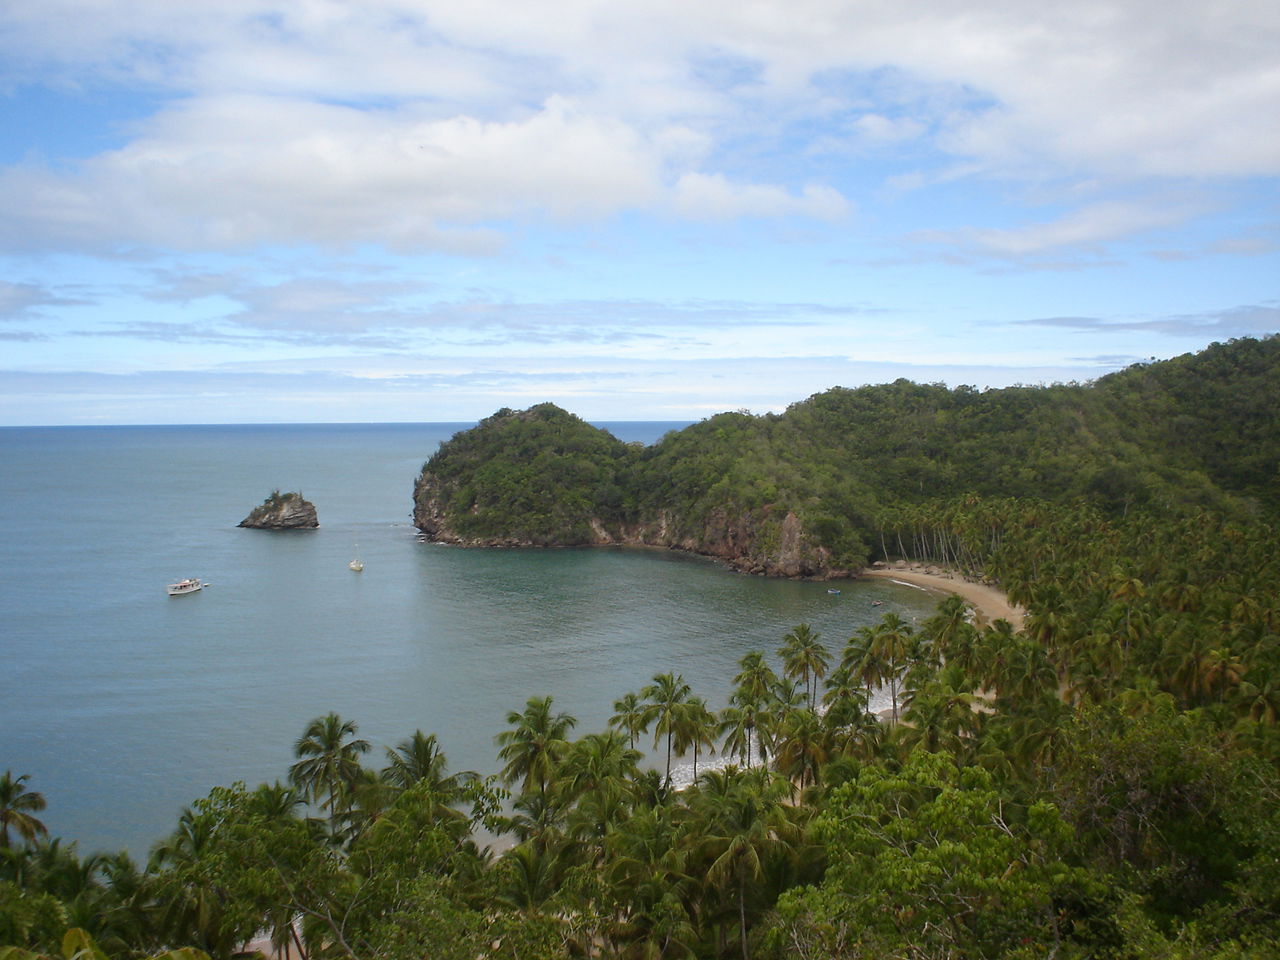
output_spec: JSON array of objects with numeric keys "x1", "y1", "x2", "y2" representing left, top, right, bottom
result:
[
  {"x1": 1050, "y1": 702, "x2": 1258, "y2": 919},
  {"x1": 414, "y1": 337, "x2": 1280, "y2": 574},
  {"x1": 416, "y1": 404, "x2": 638, "y2": 543},
  {"x1": 0, "y1": 883, "x2": 65, "y2": 954},
  {"x1": 771, "y1": 752, "x2": 1093, "y2": 959}
]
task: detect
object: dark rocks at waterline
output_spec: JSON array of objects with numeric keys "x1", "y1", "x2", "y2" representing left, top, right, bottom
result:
[{"x1": 237, "y1": 490, "x2": 318, "y2": 529}]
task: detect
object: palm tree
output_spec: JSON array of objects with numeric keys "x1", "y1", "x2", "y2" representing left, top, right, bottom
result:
[
  {"x1": 250, "y1": 781, "x2": 305, "y2": 820},
  {"x1": 900, "y1": 679, "x2": 979, "y2": 755},
  {"x1": 870, "y1": 613, "x2": 915, "y2": 724},
  {"x1": 778, "y1": 624, "x2": 830, "y2": 711},
  {"x1": 674, "y1": 696, "x2": 718, "y2": 782},
  {"x1": 921, "y1": 595, "x2": 975, "y2": 661},
  {"x1": 691, "y1": 767, "x2": 797, "y2": 960},
  {"x1": 558, "y1": 730, "x2": 641, "y2": 803},
  {"x1": 772, "y1": 708, "x2": 829, "y2": 791},
  {"x1": 608, "y1": 805, "x2": 697, "y2": 956},
  {"x1": 507, "y1": 790, "x2": 571, "y2": 853},
  {"x1": 718, "y1": 700, "x2": 758, "y2": 770},
  {"x1": 720, "y1": 685, "x2": 773, "y2": 770},
  {"x1": 337, "y1": 767, "x2": 401, "y2": 842},
  {"x1": 840, "y1": 627, "x2": 881, "y2": 700},
  {"x1": 1240, "y1": 678, "x2": 1280, "y2": 725},
  {"x1": 148, "y1": 808, "x2": 241, "y2": 956},
  {"x1": 609, "y1": 690, "x2": 649, "y2": 751},
  {"x1": 382, "y1": 730, "x2": 477, "y2": 798},
  {"x1": 0, "y1": 771, "x2": 47, "y2": 848},
  {"x1": 495, "y1": 695, "x2": 577, "y2": 796},
  {"x1": 642, "y1": 672, "x2": 692, "y2": 788},
  {"x1": 733, "y1": 652, "x2": 777, "y2": 704},
  {"x1": 288, "y1": 713, "x2": 370, "y2": 820},
  {"x1": 495, "y1": 840, "x2": 568, "y2": 917}
]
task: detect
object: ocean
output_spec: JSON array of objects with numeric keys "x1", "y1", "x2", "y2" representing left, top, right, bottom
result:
[{"x1": 0, "y1": 422, "x2": 939, "y2": 857}]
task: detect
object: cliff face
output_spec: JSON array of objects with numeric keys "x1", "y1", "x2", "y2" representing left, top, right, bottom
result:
[
  {"x1": 412, "y1": 473, "x2": 844, "y2": 579},
  {"x1": 238, "y1": 491, "x2": 318, "y2": 529}
]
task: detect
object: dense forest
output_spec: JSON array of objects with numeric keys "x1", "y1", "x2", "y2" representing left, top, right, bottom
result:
[
  {"x1": 413, "y1": 335, "x2": 1279, "y2": 575},
  {"x1": 6, "y1": 336, "x2": 1280, "y2": 959}
]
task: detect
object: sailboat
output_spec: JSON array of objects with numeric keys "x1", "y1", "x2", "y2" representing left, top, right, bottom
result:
[{"x1": 349, "y1": 542, "x2": 363, "y2": 572}]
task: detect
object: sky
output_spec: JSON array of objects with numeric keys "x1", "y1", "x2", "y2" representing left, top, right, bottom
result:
[{"x1": 0, "y1": 1, "x2": 1276, "y2": 425}]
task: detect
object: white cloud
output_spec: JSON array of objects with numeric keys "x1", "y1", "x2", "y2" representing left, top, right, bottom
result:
[
  {"x1": 914, "y1": 198, "x2": 1211, "y2": 261},
  {"x1": 673, "y1": 173, "x2": 849, "y2": 221},
  {"x1": 0, "y1": 94, "x2": 676, "y2": 251},
  {"x1": 854, "y1": 113, "x2": 926, "y2": 143},
  {"x1": 5, "y1": 0, "x2": 1277, "y2": 200}
]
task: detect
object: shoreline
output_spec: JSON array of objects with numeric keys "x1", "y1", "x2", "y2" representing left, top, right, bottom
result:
[{"x1": 859, "y1": 566, "x2": 1024, "y2": 631}]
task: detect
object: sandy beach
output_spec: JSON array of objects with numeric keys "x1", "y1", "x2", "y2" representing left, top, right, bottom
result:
[{"x1": 859, "y1": 565, "x2": 1025, "y2": 631}]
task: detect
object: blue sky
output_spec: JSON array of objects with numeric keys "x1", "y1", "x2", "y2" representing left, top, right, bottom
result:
[{"x1": 1, "y1": 1, "x2": 1276, "y2": 425}]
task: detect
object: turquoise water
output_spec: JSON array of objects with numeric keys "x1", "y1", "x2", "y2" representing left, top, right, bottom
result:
[{"x1": 0, "y1": 423, "x2": 938, "y2": 856}]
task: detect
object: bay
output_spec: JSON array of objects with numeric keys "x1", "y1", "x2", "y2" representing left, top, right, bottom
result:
[{"x1": 0, "y1": 422, "x2": 938, "y2": 857}]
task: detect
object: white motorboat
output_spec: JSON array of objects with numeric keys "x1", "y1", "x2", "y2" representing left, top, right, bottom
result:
[{"x1": 166, "y1": 578, "x2": 203, "y2": 596}]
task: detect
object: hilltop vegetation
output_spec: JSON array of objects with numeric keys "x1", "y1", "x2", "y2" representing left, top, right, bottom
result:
[{"x1": 414, "y1": 336, "x2": 1280, "y2": 573}]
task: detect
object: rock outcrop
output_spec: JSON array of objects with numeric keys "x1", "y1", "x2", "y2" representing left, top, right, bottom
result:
[
  {"x1": 238, "y1": 490, "x2": 318, "y2": 529},
  {"x1": 413, "y1": 483, "x2": 845, "y2": 579}
]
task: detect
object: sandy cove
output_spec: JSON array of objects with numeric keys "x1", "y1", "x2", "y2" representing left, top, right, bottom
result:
[{"x1": 858, "y1": 565, "x2": 1025, "y2": 631}]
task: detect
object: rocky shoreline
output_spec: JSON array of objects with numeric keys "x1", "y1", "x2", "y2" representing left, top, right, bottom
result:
[{"x1": 413, "y1": 499, "x2": 848, "y2": 580}]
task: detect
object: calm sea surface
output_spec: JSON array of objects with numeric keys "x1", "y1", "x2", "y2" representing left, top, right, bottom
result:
[{"x1": 0, "y1": 422, "x2": 939, "y2": 856}]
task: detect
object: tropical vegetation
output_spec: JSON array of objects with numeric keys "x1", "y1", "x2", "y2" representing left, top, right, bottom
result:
[{"x1": 7, "y1": 336, "x2": 1280, "y2": 958}]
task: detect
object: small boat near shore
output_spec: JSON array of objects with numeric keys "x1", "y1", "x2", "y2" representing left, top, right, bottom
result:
[{"x1": 166, "y1": 578, "x2": 203, "y2": 596}]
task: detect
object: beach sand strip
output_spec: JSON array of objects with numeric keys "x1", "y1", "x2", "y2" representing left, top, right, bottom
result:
[{"x1": 859, "y1": 567, "x2": 1024, "y2": 631}]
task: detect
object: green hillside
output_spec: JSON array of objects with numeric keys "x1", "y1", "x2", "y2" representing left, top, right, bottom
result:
[{"x1": 414, "y1": 336, "x2": 1279, "y2": 573}]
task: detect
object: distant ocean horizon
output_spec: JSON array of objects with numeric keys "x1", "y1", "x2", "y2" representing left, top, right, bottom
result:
[{"x1": 0, "y1": 421, "x2": 939, "y2": 857}]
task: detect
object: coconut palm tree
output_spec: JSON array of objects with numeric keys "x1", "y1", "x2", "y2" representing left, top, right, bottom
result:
[
  {"x1": 607, "y1": 805, "x2": 697, "y2": 957},
  {"x1": 609, "y1": 690, "x2": 649, "y2": 751},
  {"x1": 674, "y1": 696, "x2": 718, "y2": 782},
  {"x1": 250, "y1": 781, "x2": 305, "y2": 821},
  {"x1": 495, "y1": 695, "x2": 577, "y2": 796},
  {"x1": 869, "y1": 613, "x2": 915, "y2": 724},
  {"x1": 772, "y1": 708, "x2": 829, "y2": 791},
  {"x1": 1240, "y1": 678, "x2": 1280, "y2": 726},
  {"x1": 382, "y1": 730, "x2": 477, "y2": 799},
  {"x1": 840, "y1": 627, "x2": 881, "y2": 701},
  {"x1": 921, "y1": 595, "x2": 976, "y2": 662},
  {"x1": 495, "y1": 839, "x2": 569, "y2": 917},
  {"x1": 690, "y1": 767, "x2": 797, "y2": 960},
  {"x1": 148, "y1": 808, "x2": 242, "y2": 957},
  {"x1": 718, "y1": 701, "x2": 755, "y2": 770},
  {"x1": 733, "y1": 652, "x2": 777, "y2": 704},
  {"x1": 0, "y1": 771, "x2": 47, "y2": 849},
  {"x1": 778, "y1": 624, "x2": 830, "y2": 711},
  {"x1": 558, "y1": 730, "x2": 641, "y2": 804},
  {"x1": 900, "y1": 679, "x2": 979, "y2": 755},
  {"x1": 642, "y1": 672, "x2": 692, "y2": 788},
  {"x1": 288, "y1": 713, "x2": 370, "y2": 821}
]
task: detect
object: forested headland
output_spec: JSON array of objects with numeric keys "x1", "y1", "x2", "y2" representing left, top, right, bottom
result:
[
  {"x1": 5, "y1": 335, "x2": 1280, "y2": 960},
  {"x1": 413, "y1": 335, "x2": 1279, "y2": 575}
]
